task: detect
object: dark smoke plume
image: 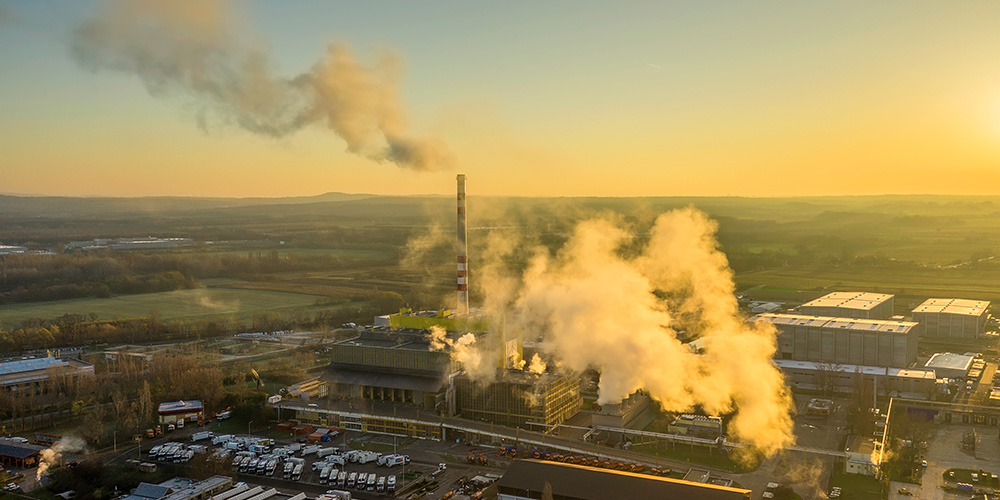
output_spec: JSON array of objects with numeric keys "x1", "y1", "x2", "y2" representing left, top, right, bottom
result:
[{"x1": 71, "y1": 0, "x2": 450, "y2": 171}]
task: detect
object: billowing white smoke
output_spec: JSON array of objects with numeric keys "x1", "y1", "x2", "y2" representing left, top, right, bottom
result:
[
  {"x1": 527, "y1": 353, "x2": 547, "y2": 375},
  {"x1": 499, "y1": 207, "x2": 793, "y2": 453},
  {"x1": 37, "y1": 435, "x2": 88, "y2": 480},
  {"x1": 70, "y1": 0, "x2": 450, "y2": 171},
  {"x1": 428, "y1": 326, "x2": 491, "y2": 380}
]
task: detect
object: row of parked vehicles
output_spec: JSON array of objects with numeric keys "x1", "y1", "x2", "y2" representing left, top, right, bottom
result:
[
  {"x1": 147, "y1": 442, "x2": 208, "y2": 463},
  {"x1": 315, "y1": 468, "x2": 396, "y2": 493}
]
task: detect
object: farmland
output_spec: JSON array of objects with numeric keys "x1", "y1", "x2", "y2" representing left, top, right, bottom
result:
[{"x1": 0, "y1": 287, "x2": 335, "y2": 329}]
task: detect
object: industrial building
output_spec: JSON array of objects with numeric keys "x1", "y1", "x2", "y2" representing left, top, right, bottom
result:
[
  {"x1": 758, "y1": 313, "x2": 918, "y2": 368},
  {"x1": 667, "y1": 414, "x2": 724, "y2": 438},
  {"x1": 923, "y1": 352, "x2": 976, "y2": 380},
  {"x1": 912, "y1": 298, "x2": 990, "y2": 338},
  {"x1": 157, "y1": 400, "x2": 203, "y2": 425},
  {"x1": 322, "y1": 328, "x2": 466, "y2": 410},
  {"x1": 454, "y1": 371, "x2": 581, "y2": 428},
  {"x1": 0, "y1": 356, "x2": 94, "y2": 398},
  {"x1": 797, "y1": 292, "x2": 895, "y2": 320},
  {"x1": 496, "y1": 459, "x2": 751, "y2": 500},
  {"x1": 775, "y1": 360, "x2": 937, "y2": 399}
]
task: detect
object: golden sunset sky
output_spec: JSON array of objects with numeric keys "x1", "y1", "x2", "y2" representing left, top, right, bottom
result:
[{"x1": 2, "y1": 1, "x2": 1000, "y2": 197}]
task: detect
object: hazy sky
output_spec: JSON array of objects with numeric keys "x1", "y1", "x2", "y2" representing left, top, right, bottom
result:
[{"x1": 2, "y1": 1, "x2": 1000, "y2": 197}]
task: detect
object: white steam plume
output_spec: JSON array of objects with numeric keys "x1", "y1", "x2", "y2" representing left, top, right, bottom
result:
[
  {"x1": 504, "y1": 207, "x2": 793, "y2": 453},
  {"x1": 70, "y1": 0, "x2": 450, "y2": 171},
  {"x1": 527, "y1": 353, "x2": 547, "y2": 374},
  {"x1": 428, "y1": 326, "x2": 492, "y2": 380},
  {"x1": 37, "y1": 435, "x2": 88, "y2": 480}
]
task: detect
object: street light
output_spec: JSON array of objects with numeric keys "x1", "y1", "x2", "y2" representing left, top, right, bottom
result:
[{"x1": 248, "y1": 420, "x2": 253, "y2": 435}]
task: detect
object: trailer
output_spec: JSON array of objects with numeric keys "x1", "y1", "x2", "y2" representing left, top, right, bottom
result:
[
  {"x1": 301, "y1": 444, "x2": 322, "y2": 456},
  {"x1": 212, "y1": 434, "x2": 232, "y2": 445},
  {"x1": 317, "y1": 447, "x2": 338, "y2": 458},
  {"x1": 191, "y1": 431, "x2": 213, "y2": 442}
]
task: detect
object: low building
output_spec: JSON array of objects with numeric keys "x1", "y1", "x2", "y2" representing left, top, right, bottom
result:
[
  {"x1": 912, "y1": 298, "x2": 990, "y2": 338},
  {"x1": 775, "y1": 359, "x2": 937, "y2": 399},
  {"x1": 122, "y1": 476, "x2": 232, "y2": 500},
  {"x1": 455, "y1": 371, "x2": 581, "y2": 429},
  {"x1": 924, "y1": 352, "x2": 975, "y2": 380},
  {"x1": 844, "y1": 435, "x2": 882, "y2": 476},
  {"x1": 592, "y1": 392, "x2": 650, "y2": 429},
  {"x1": 496, "y1": 459, "x2": 751, "y2": 500},
  {"x1": 667, "y1": 414, "x2": 723, "y2": 438},
  {"x1": 0, "y1": 356, "x2": 95, "y2": 398},
  {"x1": 157, "y1": 400, "x2": 203, "y2": 425},
  {"x1": 758, "y1": 313, "x2": 917, "y2": 368},
  {"x1": 750, "y1": 302, "x2": 781, "y2": 314},
  {"x1": 0, "y1": 440, "x2": 44, "y2": 468},
  {"x1": 797, "y1": 292, "x2": 895, "y2": 320}
]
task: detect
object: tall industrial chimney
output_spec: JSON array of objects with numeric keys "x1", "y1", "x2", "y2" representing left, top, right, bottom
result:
[{"x1": 456, "y1": 174, "x2": 469, "y2": 315}]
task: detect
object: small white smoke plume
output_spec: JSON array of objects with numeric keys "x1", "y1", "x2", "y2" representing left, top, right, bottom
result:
[
  {"x1": 428, "y1": 326, "x2": 491, "y2": 380},
  {"x1": 498, "y1": 207, "x2": 793, "y2": 453},
  {"x1": 37, "y1": 435, "x2": 88, "y2": 480},
  {"x1": 70, "y1": 0, "x2": 450, "y2": 171},
  {"x1": 528, "y1": 353, "x2": 547, "y2": 375}
]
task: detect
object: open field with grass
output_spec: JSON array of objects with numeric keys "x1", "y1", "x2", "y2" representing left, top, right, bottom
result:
[{"x1": 0, "y1": 287, "x2": 332, "y2": 328}]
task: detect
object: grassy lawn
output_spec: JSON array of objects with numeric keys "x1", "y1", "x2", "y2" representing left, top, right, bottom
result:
[
  {"x1": 629, "y1": 442, "x2": 755, "y2": 473},
  {"x1": 829, "y1": 470, "x2": 882, "y2": 500},
  {"x1": 0, "y1": 287, "x2": 330, "y2": 328}
]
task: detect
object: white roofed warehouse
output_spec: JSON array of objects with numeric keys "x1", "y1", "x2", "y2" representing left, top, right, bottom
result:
[
  {"x1": 912, "y1": 298, "x2": 990, "y2": 339},
  {"x1": 756, "y1": 313, "x2": 917, "y2": 368},
  {"x1": 797, "y1": 292, "x2": 895, "y2": 320},
  {"x1": 0, "y1": 356, "x2": 94, "y2": 400}
]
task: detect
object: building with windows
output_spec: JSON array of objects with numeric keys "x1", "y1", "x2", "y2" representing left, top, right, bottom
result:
[
  {"x1": 912, "y1": 298, "x2": 990, "y2": 338},
  {"x1": 0, "y1": 356, "x2": 94, "y2": 399},
  {"x1": 454, "y1": 371, "x2": 581, "y2": 428},
  {"x1": 775, "y1": 360, "x2": 936, "y2": 399},
  {"x1": 157, "y1": 400, "x2": 203, "y2": 425},
  {"x1": 758, "y1": 313, "x2": 918, "y2": 368},
  {"x1": 496, "y1": 459, "x2": 751, "y2": 500},
  {"x1": 797, "y1": 292, "x2": 894, "y2": 320}
]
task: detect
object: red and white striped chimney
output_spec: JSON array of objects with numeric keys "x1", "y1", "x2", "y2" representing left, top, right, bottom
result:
[{"x1": 456, "y1": 174, "x2": 469, "y2": 315}]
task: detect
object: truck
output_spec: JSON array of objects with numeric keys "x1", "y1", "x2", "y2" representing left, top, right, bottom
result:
[
  {"x1": 377, "y1": 476, "x2": 386, "y2": 492},
  {"x1": 325, "y1": 455, "x2": 346, "y2": 467},
  {"x1": 366, "y1": 474, "x2": 377, "y2": 491},
  {"x1": 382, "y1": 454, "x2": 407, "y2": 467},
  {"x1": 346, "y1": 472, "x2": 357, "y2": 488},
  {"x1": 957, "y1": 483, "x2": 974, "y2": 492},
  {"x1": 318, "y1": 492, "x2": 351, "y2": 500},
  {"x1": 337, "y1": 470, "x2": 347, "y2": 487},
  {"x1": 301, "y1": 444, "x2": 322, "y2": 456},
  {"x1": 317, "y1": 447, "x2": 338, "y2": 458},
  {"x1": 212, "y1": 434, "x2": 232, "y2": 445},
  {"x1": 191, "y1": 431, "x2": 212, "y2": 442},
  {"x1": 216, "y1": 410, "x2": 231, "y2": 420},
  {"x1": 356, "y1": 473, "x2": 368, "y2": 489},
  {"x1": 283, "y1": 462, "x2": 294, "y2": 479},
  {"x1": 148, "y1": 445, "x2": 162, "y2": 458},
  {"x1": 319, "y1": 467, "x2": 332, "y2": 484}
]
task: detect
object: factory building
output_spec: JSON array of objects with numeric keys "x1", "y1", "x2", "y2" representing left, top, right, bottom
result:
[
  {"x1": 758, "y1": 313, "x2": 918, "y2": 368},
  {"x1": 497, "y1": 459, "x2": 751, "y2": 500},
  {"x1": 797, "y1": 292, "x2": 895, "y2": 320},
  {"x1": 0, "y1": 356, "x2": 94, "y2": 398},
  {"x1": 454, "y1": 371, "x2": 581, "y2": 429},
  {"x1": 912, "y1": 298, "x2": 990, "y2": 338},
  {"x1": 923, "y1": 352, "x2": 976, "y2": 380},
  {"x1": 322, "y1": 328, "x2": 463, "y2": 410},
  {"x1": 775, "y1": 360, "x2": 937, "y2": 399}
]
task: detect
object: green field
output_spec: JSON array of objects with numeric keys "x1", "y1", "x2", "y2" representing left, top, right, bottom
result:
[{"x1": 0, "y1": 288, "x2": 330, "y2": 328}]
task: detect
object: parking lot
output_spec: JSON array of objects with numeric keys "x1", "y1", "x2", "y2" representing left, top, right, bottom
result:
[{"x1": 140, "y1": 427, "x2": 506, "y2": 499}]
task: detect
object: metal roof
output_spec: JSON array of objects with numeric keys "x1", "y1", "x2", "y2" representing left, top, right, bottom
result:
[
  {"x1": 800, "y1": 292, "x2": 893, "y2": 311},
  {"x1": 912, "y1": 298, "x2": 990, "y2": 317},
  {"x1": 0, "y1": 441, "x2": 45, "y2": 459},
  {"x1": 496, "y1": 459, "x2": 751, "y2": 500},
  {"x1": 132, "y1": 483, "x2": 172, "y2": 499},
  {"x1": 157, "y1": 400, "x2": 203, "y2": 413},
  {"x1": 755, "y1": 314, "x2": 917, "y2": 333},
  {"x1": 924, "y1": 352, "x2": 975, "y2": 371},
  {"x1": 773, "y1": 360, "x2": 936, "y2": 380},
  {"x1": 0, "y1": 357, "x2": 66, "y2": 376}
]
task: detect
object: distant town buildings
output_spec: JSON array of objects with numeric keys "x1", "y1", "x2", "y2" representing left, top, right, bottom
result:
[
  {"x1": 758, "y1": 313, "x2": 918, "y2": 368},
  {"x1": 912, "y1": 298, "x2": 990, "y2": 338},
  {"x1": 66, "y1": 237, "x2": 194, "y2": 252},
  {"x1": 797, "y1": 292, "x2": 895, "y2": 320}
]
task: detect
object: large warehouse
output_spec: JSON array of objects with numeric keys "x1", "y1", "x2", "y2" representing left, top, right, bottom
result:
[
  {"x1": 757, "y1": 313, "x2": 918, "y2": 368},
  {"x1": 912, "y1": 298, "x2": 990, "y2": 338},
  {"x1": 497, "y1": 459, "x2": 751, "y2": 500},
  {"x1": 775, "y1": 360, "x2": 937, "y2": 399},
  {"x1": 797, "y1": 292, "x2": 895, "y2": 320},
  {"x1": 0, "y1": 356, "x2": 94, "y2": 399}
]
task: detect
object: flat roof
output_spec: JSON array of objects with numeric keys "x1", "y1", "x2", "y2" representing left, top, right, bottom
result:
[
  {"x1": 0, "y1": 357, "x2": 69, "y2": 376},
  {"x1": 845, "y1": 435, "x2": 875, "y2": 455},
  {"x1": 800, "y1": 292, "x2": 893, "y2": 311},
  {"x1": 0, "y1": 441, "x2": 45, "y2": 459},
  {"x1": 158, "y1": 400, "x2": 203, "y2": 414},
  {"x1": 496, "y1": 459, "x2": 750, "y2": 500},
  {"x1": 925, "y1": 352, "x2": 976, "y2": 372},
  {"x1": 774, "y1": 360, "x2": 936, "y2": 380},
  {"x1": 913, "y1": 298, "x2": 990, "y2": 317},
  {"x1": 755, "y1": 313, "x2": 917, "y2": 333}
]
